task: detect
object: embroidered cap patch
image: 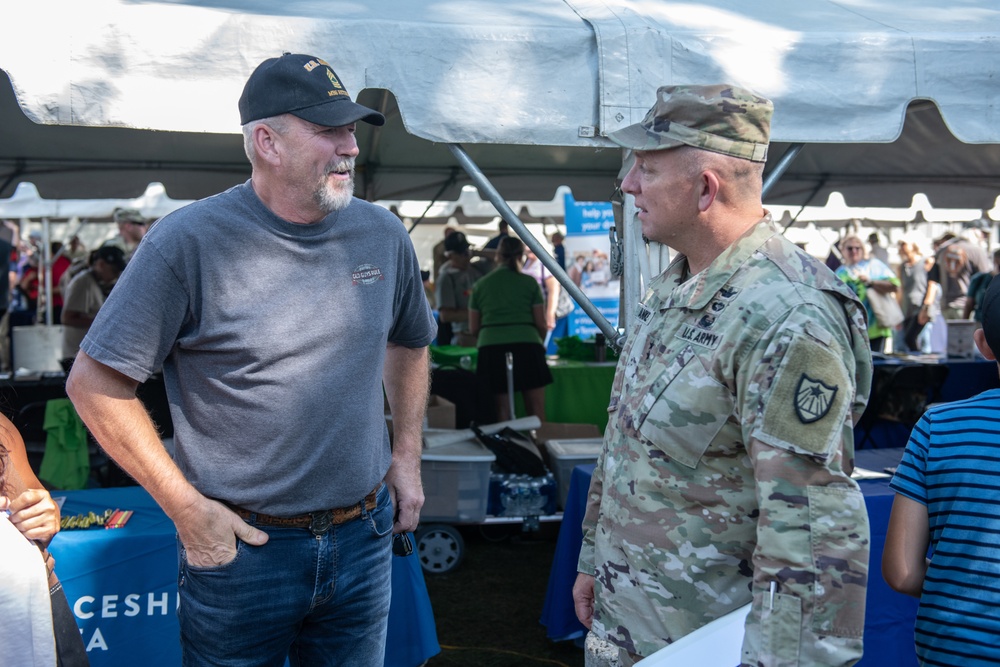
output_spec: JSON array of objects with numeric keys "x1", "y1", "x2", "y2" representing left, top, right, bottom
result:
[{"x1": 794, "y1": 374, "x2": 838, "y2": 423}]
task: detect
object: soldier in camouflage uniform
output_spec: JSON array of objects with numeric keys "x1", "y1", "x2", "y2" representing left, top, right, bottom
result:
[{"x1": 573, "y1": 85, "x2": 873, "y2": 666}]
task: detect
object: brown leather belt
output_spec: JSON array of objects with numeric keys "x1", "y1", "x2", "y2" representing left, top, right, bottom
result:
[{"x1": 226, "y1": 485, "x2": 380, "y2": 536}]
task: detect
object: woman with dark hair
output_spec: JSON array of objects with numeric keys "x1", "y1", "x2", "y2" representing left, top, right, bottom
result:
[
  {"x1": 469, "y1": 236, "x2": 554, "y2": 421},
  {"x1": 0, "y1": 414, "x2": 89, "y2": 666}
]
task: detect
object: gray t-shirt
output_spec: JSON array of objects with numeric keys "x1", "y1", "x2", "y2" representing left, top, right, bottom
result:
[
  {"x1": 81, "y1": 181, "x2": 435, "y2": 515},
  {"x1": 434, "y1": 260, "x2": 489, "y2": 336}
]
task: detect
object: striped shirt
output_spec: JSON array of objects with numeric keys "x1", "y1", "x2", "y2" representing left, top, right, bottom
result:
[{"x1": 890, "y1": 388, "x2": 1000, "y2": 666}]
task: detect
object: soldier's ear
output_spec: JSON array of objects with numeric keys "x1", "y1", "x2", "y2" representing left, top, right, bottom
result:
[{"x1": 696, "y1": 169, "x2": 720, "y2": 213}]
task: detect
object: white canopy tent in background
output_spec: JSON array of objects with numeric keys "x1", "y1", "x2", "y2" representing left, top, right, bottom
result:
[
  {"x1": 4, "y1": 181, "x2": 994, "y2": 276},
  {"x1": 0, "y1": 182, "x2": 193, "y2": 223},
  {"x1": 2, "y1": 0, "x2": 1000, "y2": 342}
]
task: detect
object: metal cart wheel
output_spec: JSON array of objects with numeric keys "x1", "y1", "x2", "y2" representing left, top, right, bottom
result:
[{"x1": 415, "y1": 523, "x2": 465, "y2": 574}]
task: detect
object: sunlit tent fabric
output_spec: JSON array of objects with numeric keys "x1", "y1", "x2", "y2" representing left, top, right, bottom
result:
[
  {"x1": 0, "y1": 0, "x2": 998, "y2": 209},
  {"x1": 0, "y1": 182, "x2": 193, "y2": 221}
]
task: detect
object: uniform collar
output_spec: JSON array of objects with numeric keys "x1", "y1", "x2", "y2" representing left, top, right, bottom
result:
[{"x1": 662, "y1": 212, "x2": 776, "y2": 310}]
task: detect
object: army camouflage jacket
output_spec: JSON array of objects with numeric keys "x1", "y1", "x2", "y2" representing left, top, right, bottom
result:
[{"x1": 579, "y1": 214, "x2": 872, "y2": 665}]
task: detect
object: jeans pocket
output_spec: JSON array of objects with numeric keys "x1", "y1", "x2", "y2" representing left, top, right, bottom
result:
[
  {"x1": 179, "y1": 537, "x2": 243, "y2": 574},
  {"x1": 367, "y1": 485, "x2": 394, "y2": 538}
]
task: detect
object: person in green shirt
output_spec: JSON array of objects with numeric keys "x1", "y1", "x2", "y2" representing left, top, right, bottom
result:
[{"x1": 469, "y1": 236, "x2": 553, "y2": 421}]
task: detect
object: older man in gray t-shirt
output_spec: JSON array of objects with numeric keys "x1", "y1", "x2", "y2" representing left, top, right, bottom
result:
[{"x1": 66, "y1": 53, "x2": 435, "y2": 666}]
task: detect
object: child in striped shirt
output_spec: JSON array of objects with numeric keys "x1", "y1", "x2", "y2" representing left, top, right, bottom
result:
[{"x1": 883, "y1": 273, "x2": 1000, "y2": 666}]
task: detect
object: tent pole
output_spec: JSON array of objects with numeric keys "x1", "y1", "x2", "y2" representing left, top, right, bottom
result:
[
  {"x1": 447, "y1": 144, "x2": 623, "y2": 349},
  {"x1": 762, "y1": 143, "x2": 804, "y2": 199}
]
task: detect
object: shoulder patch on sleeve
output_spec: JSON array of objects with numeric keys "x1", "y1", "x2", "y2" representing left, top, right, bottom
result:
[{"x1": 754, "y1": 331, "x2": 852, "y2": 458}]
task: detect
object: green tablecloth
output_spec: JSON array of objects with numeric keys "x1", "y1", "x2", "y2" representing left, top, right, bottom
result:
[
  {"x1": 542, "y1": 360, "x2": 616, "y2": 430},
  {"x1": 432, "y1": 346, "x2": 615, "y2": 430}
]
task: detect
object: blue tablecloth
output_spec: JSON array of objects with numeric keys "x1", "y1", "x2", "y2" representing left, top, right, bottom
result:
[
  {"x1": 857, "y1": 357, "x2": 999, "y2": 450},
  {"x1": 875, "y1": 356, "x2": 998, "y2": 404},
  {"x1": 49, "y1": 487, "x2": 440, "y2": 666},
  {"x1": 541, "y1": 450, "x2": 919, "y2": 666}
]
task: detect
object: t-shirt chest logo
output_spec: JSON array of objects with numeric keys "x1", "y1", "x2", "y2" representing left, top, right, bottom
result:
[{"x1": 352, "y1": 264, "x2": 385, "y2": 285}]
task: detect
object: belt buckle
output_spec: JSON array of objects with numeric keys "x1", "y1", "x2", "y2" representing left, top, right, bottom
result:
[{"x1": 309, "y1": 510, "x2": 333, "y2": 536}]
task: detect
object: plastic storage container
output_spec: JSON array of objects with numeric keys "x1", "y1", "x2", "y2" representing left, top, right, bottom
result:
[
  {"x1": 946, "y1": 319, "x2": 977, "y2": 359},
  {"x1": 546, "y1": 438, "x2": 604, "y2": 509},
  {"x1": 420, "y1": 439, "x2": 495, "y2": 523}
]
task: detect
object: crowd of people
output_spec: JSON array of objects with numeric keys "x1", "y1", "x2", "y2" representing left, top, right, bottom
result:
[
  {"x1": 428, "y1": 222, "x2": 570, "y2": 421},
  {"x1": 826, "y1": 227, "x2": 995, "y2": 356},
  {"x1": 5, "y1": 50, "x2": 1000, "y2": 667},
  {"x1": 0, "y1": 208, "x2": 147, "y2": 373}
]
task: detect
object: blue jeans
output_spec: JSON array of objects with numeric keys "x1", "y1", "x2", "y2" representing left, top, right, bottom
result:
[{"x1": 178, "y1": 484, "x2": 394, "y2": 666}]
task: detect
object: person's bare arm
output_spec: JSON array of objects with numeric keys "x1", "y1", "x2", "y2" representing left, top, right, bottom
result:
[
  {"x1": 0, "y1": 413, "x2": 59, "y2": 548},
  {"x1": 882, "y1": 493, "x2": 930, "y2": 597},
  {"x1": 963, "y1": 298, "x2": 976, "y2": 321},
  {"x1": 543, "y1": 274, "x2": 559, "y2": 330},
  {"x1": 919, "y1": 281, "x2": 940, "y2": 325},
  {"x1": 66, "y1": 352, "x2": 267, "y2": 566},
  {"x1": 869, "y1": 279, "x2": 898, "y2": 294},
  {"x1": 382, "y1": 343, "x2": 430, "y2": 533}
]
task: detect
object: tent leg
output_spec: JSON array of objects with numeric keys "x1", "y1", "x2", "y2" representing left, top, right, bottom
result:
[{"x1": 762, "y1": 143, "x2": 804, "y2": 199}]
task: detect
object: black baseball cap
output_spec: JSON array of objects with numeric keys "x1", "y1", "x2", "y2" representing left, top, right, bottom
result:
[
  {"x1": 444, "y1": 231, "x2": 472, "y2": 254},
  {"x1": 94, "y1": 245, "x2": 126, "y2": 272},
  {"x1": 238, "y1": 53, "x2": 385, "y2": 127}
]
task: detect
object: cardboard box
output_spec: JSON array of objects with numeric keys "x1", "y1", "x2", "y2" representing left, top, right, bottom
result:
[
  {"x1": 425, "y1": 395, "x2": 456, "y2": 429},
  {"x1": 384, "y1": 394, "x2": 457, "y2": 430},
  {"x1": 421, "y1": 439, "x2": 495, "y2": 523}
]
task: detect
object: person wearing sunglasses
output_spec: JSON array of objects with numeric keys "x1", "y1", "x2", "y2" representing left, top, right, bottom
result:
[{"x1": 836, "y1": 234, "x2": 901, "y2": 352}]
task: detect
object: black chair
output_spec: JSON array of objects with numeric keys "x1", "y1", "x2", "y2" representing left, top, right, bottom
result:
[
  {"x1": 430, "y1": 367, "x2": 495, "y2": 428},
  {"x1": 857, "y1": 363, "x2": 950, "y2": 448}
]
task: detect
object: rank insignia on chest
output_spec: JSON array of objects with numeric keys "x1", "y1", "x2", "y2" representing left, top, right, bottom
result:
[
  {"x1": 719, "y1": 285, "x2": 739, "y2": 299},
  {"x1": 794, "y1": 374, "x2": 838, "y2": 423}
]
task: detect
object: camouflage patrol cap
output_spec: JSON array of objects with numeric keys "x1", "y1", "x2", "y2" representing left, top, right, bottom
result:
[{"x1": 608, "y1": 84, "x2": 772, "y2": 162}]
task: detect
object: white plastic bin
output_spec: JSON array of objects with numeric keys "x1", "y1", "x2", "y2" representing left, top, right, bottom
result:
[
  {"x1": 420, "y1": 439, "x2": 495, "y2": 523},
  {"x1": 546, "y1": 438, "x2": 604, "y2": 509}
]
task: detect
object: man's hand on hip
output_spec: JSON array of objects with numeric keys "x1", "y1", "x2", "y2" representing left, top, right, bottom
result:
[{"x1": 174, "y1": 496, "x2": 269, "y2": 568}]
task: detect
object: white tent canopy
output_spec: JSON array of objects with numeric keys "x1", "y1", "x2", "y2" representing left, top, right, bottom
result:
[
  {"x1": 383, "y1": 185, "x2": 572, "y2": 224},
  {"x1": 0, "y1": 182, "x2": 194, "y2": 221},
  {"x1": 1, "y1": 0, "x2": 999, "y2": 209}
]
